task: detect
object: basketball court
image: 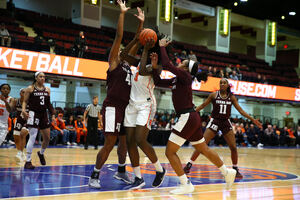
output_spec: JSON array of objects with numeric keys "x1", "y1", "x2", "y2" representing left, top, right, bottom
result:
[{"x1": 0, "y1": 146, "x2": 299, "y2": 199}]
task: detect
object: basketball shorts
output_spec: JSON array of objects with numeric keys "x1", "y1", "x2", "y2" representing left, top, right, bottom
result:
[
  {"x1": 27, "y1": 111, "x2": 50, "y2": 129},
  {"x1": 101, "y1": 105, "x2": 126, "y2": 136},
  {"x1": 14, "y1": 116, "x2": 28, "y2": 135},
  {"x1": 124, "y1": 101, "x2": 156, "y2": 130},
  {"x1": 206, "y1": 118, "x2": 233, "y2": 134},
  {"x1": 171, "y1": 112, "x2": 204, "y2": 143},
  {"x1": 0, "y1": 123, "x2": 8, "y2": 145}
]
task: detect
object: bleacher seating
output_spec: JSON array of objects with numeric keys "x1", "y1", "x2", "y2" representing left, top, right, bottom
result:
[{"x1": 1, "y1": 8, "x2": 298, "y2": 87}]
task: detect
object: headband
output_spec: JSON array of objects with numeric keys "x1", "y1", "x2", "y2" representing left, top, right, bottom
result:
[
  {"x1": 35, "y1": 71, "x2": 42, "y2": 78},
  {"x1": 188, "y1": 60, "x2": 195, "y2": 73}
]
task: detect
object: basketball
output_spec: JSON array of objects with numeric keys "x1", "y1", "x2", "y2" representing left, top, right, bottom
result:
[{"x1": 139, "y1": 28, "x2": 157, "y2": 46}]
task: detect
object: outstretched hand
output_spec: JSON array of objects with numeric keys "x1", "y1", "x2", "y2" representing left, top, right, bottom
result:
[
  {"x1": 150, "y1": 52, "x2": 158, "y2": 69},
  {"x1": 144, "y1": 38, "x2": 155, "y2": 49},
  {"x1": 134, "y1": 7, "x2": 144, "y2": 22},
  {"x1": 117, "y1": 0, "x2": 130, "y2": 13},
  {"x1": 159, "y1": 38, "x2": 171, "y2": 47},
  {"x1": 253, "y1": 119, "x2": 263, "y2": 129}
]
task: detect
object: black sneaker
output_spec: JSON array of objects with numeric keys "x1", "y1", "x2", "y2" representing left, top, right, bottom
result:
[
  {"x1": 24, "y1": 161, "x2": 35, "y2": 169},
  {"x1": 152, "y1": 167, "x2": 167, "y2": 187},
  {"x1": 233, "y1": 166, "x2": 243, "y2": 179},
  {"x1": 184, "y1": 162, "x2": 193, "y2": 174},
  {"x1": 37, "y1": 151, "x2": 46, "y2": 165},
  {"x1": 130, "y1": 177, "x2": 145, "y2": 190}
]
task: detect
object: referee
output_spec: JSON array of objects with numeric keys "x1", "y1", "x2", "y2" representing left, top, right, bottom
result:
[{"x1": 83, "y1": 96, "x2": 101, "y2": 150}]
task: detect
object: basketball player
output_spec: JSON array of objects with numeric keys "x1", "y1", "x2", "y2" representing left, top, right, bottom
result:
[
  {"x1": 13, "y1": 88, "x2": 29, "y2": 162},
  {"x1": 123, "y1": 38, "x2": 166, "y2": 189},
  {"x1": 183, "y1": 78, "x2": 262, "y2": 178},
  {"x1": 89, "y1": 0, "x2": 143, "y2": 188},
  {"x1": 150, "y1": 38, "x2": 237, "y2": 194},
  {"x1": 0, "y1": 84, "x2": 13, "y2": 146},
  {"x1": 22, "y1": 72, "x2": 55, "y2": 169}
]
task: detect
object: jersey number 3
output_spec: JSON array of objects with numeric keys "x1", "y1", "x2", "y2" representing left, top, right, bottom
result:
[
  {"x1": 40, "y1": 96, "x2": 45, "y2": 105},
  {"x1": 219, "y1": 104, "x2": 227, "y2": 114}
]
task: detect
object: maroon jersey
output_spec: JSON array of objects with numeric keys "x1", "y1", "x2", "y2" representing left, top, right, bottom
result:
[
  {"x1": 211, "y1": 91, "x2": 232, "y2": 119},
  {"x1": 152, "y1": 47, "x2": 194, "y2": 113},
  {"x1": 28, "y1": 86, "x2": 50, "y2": 113},
  {"x1": 103, "y1": 61, "x2": 131, "y2": 107}
]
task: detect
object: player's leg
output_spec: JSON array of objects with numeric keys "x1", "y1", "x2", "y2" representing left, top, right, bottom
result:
[{"x1": 24, "y1": 127, "x2": 38, "y2": 169}]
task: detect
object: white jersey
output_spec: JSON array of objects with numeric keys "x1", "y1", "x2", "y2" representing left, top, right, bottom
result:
[
  {"x1": 0, "y1": 96, "x2": 12, "y2": 127},
  {"x1": 130, "y1": 67, "x2": 156, "y2": 105}
]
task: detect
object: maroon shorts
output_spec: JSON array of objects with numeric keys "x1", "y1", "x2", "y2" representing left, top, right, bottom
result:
[
  {"x1": 14, "y1": 115, "x2": 27, "y2": 132},
  {"x1": 101, "y1": 104, "x2": 126, "y2": 136},
  {"x1": 206, "y1": 118, "x2": 233, "y2": 134},
  {"x1": 27, "y1": 110, "x2": 50, "y2": 129},
  {"x1": 172, "y1": 112, "x2": 203, "y2": 142}
]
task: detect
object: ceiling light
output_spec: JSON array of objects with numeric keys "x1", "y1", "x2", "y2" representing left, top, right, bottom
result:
[
  {"x1": 281, "y1": 15, "x2": 285, "y2": 20},
  {"x1": 289, "y1": 11, "x2": 296, "y2": 16},
  {"x1": 240, "y1": 0, "x2": 248, "y2": 2},
  {"x1": 109, "y1": 0, "x2": 113, "y2": 3},
  {"x1": 234, "y1": 2, "x2": 238, "y2": 6}
]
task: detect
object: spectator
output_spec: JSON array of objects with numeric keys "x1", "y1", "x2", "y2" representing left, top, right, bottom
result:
[
  {"x1": 188, "y1": 50, "x2": 197, "y2": 62},
  {"x1": 0, "y1": 23, "x2": 11, "y2": 47},
  {"x1": 174, "y1": 53, "x2": 181, "y2": 66},
  {"x1": 212, "y1": 67, "x2": 218, "y2": 77},
  {"x1": 256, "y1": 74, "x2": 263, "y2": 83},
  {"x1": 229, "y1": 70, "x2": 239, "y2": 80},
  {"x1": 34, "y1": 35, "x2": 44, "y2": 52},
  {"x1": 286, "y1": 126, "x2": 296, "y2": 146},
  {"x1": 246, "y1": 124, "x2": 258, "y2": 146},
  {"x1": 56, "y1": 113, "x2": 70, "y2": 145},
  {"x1": 236, "y1": 127, "x2": 245, "y2": 146},
  {"x1": 165, "y1": 118, "x2": 175, "y2": 130},
  {"x1": 225, "y1": 64, "x2": 232, "y2": 74},
  {"x1": 75, "y1": 116, "x2": 87, "y2": 145},
  {"x1": 180, "y1": 50, "x2": 188, "y2": 60},
  {"x1": 50, "y1": 120, "x2": 59, "y2": 146},
  {"x1": 295, "y1": 126, "x2": 300, "y2": 147},
  {"x1": 151, "y1": 118, "x2": 159, "y2": 130},
  {"x1": 7, "y1": 0, "x2": 16, "y2": 18},
  {"x1": 224, "y1": 71, "x2": 230, "y2": 79},
  {"x1": 73, "y1": 31, "x2": 88, "y2": 58},
  {"x1": 218, "y1": 69, "x2": 225, "y2": 78},
  {"x1": 65, "y1": 115, "x2": 77, "y2": 145},
  {"x1": 262, "y1": 75, "x2": 268, "y2": 84},
  {"x1": 264, "y1": 125, "x2": 273, "y2": 145},
  {"x1": 207, "y1": 66, "x2": 213, "y2": 76}
]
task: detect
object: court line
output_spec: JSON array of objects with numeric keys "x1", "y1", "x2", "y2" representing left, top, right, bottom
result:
[
  {"x1": 6, "y1": 182, "x2": 300, "y2": 199},
  {"x1": 36, "y1": 185, "x2": 89, "y2": 190}
]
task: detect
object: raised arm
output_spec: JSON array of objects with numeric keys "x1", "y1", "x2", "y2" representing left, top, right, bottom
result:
[
  {"x1": 231, "y1": 95, "x2": 262, "y2": 129},
  {"x1": 195, "y1": 92, "x2": 215, "y2": 112},
  {"x1": 108, "y1": 0, "x2": 130, "y2": 71},
  {"x1": 120, "y1": 7, "x2": 144, "y2": 66},
  {"x1": 159, "y1": 39, "x2": 186, "y2": 80},
  {"x1": 139, "y1": 40, "x2": 155, "y2": 76}
]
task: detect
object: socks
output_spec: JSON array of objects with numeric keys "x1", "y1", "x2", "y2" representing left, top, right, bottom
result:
[
  {"x1": 118, "y1": 163, "x2": 126, "y2": 173},
  {"x1": 232, "y1": 164, "x2": 238, "y2": 168},
  {"x1": 94, "y1": 167, "x2": 100, "y2": 172},
  {"x1": 26, "y1": 152, "x2": 32, "y2": 162},
  {"x1": 189, "y1": 160, "x2": 194, "y2": 165},
  {"x1": 133, "y1": 166, "x2": 142, "y2": 179},
  {"x1": 40, "y1": 148, "x2": 46, "y2": 155},
  {"x1": 219, "y1": 164, "x2": 228, "y2": 176},
  {"x1": 153, "y1": 160, "x2": 163, "y2": 173},
  {"x1": 179, "y1": 174, "x2": 188, "y2": 185}
]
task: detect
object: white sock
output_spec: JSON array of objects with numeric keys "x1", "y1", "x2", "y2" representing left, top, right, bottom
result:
[
  {"x1": 26, "y1": 128, "x2": 38, "y2": 162},
  {"x1": 133, "y1": 166, "x2": 142, "y2": 179},
  {"x1": 118, "y1": 163, "x2": 126, "y2": 167},
  {"x1": 94, "y1": 167, "x2": 100, "y2": 172},
  {"x1": 40, "y1": 148, "x2": 46, "y2": 154},
  {"x1": 26, "y1": 152, "x2": 32, "y2": 162},
  {"x1": 219, "y1": 164, "x2": 228, "y2": 176},
  {"x1": 189, "y1": 160, "x2": 194, "y2": 164},
  {"x1": 232, "y1": 164, "x2": 237, "y2": 168},
  {"x1": 179, "y1": 174, "x2": 188, "y2": 185},
  {"x1": 17, "y1": 151, "x2": 22, "y2": 155},
  {"x1": 153, "y1": 160, "x2": 163, "y2": 172}
]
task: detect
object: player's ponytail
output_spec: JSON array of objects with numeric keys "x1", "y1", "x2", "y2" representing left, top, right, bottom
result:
[{"x1": 188, "y1": 60, "x2": 208, "y2": 82}]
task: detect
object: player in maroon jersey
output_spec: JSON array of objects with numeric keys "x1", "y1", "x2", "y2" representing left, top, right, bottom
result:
[
  {"x1": 12, "y1": 88, "x2": 29, "y2": 162},
  {"x1": 89, "y1": 0, "x2": 144, "y2": 188},
  {"x1": 150, "y1": 38, "x2": 237, "y2": 194},
  {"x1": 22, "y1": 72, "x2": 55, "y2": 169},
  {"x1": 183, "y1": 78, "x2": 262, "y2": 178}
]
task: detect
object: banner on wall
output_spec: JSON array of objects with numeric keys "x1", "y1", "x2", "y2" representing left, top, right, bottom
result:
[{"x1": 1, "y1": 47, "x2": 299, "y2": 102}]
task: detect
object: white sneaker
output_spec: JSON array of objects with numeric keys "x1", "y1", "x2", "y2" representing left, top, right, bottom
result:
[
  {"x1": 8, "y1": 140, "x2": 15, "y2": 145},
  {"x1": 170, "y1": 180, "x2": 194, "y2": 194},
  {"x1": 67, "y1": 142, "x2": 71, "y2": 145},
  {"x1": 88, "y1": 178, "x2": 101, "y2": 188},
  {"x1": 15, "y1": 152, "x2": 23, "y2": 162},
  {"x1": 257, "y1": 143, "x2": 264, "y2": 147},
  {"x1": 224, "y1": 169, "x2": 236, "y2": 189},
  {"x1": 71, "y1": 142, "x2": 77, "y2": 145}
]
